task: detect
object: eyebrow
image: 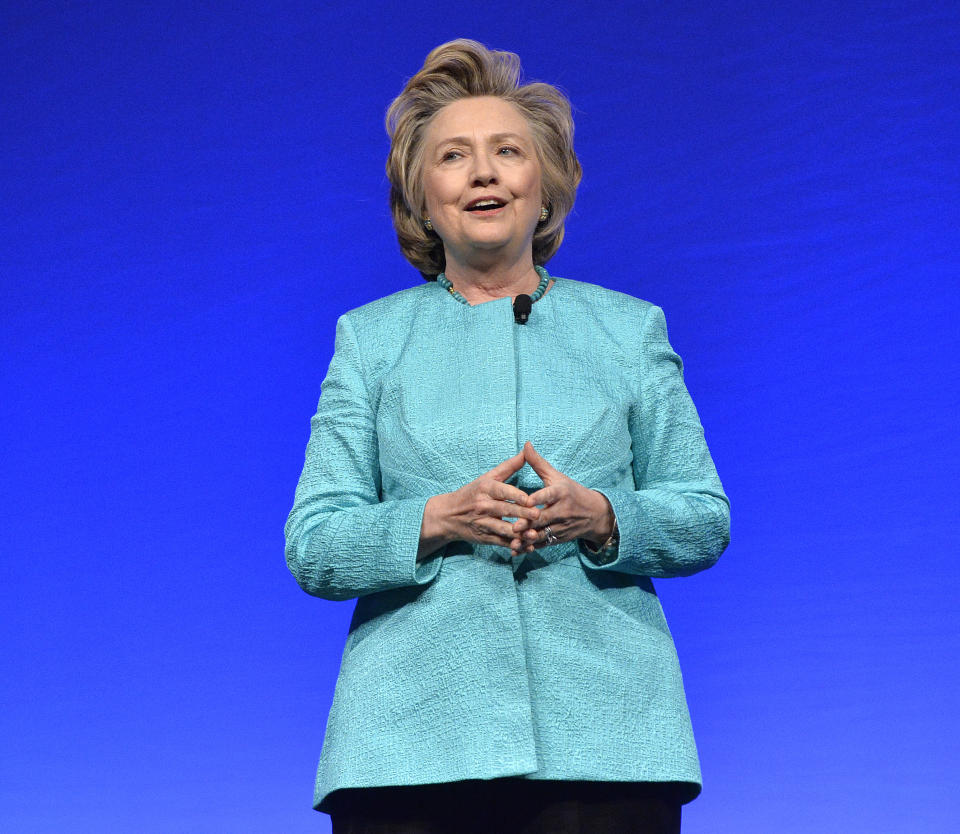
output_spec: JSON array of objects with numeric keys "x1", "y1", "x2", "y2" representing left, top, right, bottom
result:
[{"x1": 435, "y1": 132, "x2": 529, "y2": 147}]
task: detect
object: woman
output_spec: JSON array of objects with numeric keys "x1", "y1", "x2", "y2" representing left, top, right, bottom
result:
[{"x1": 285, "y1": 39, "x2": 729, "y2": 834}]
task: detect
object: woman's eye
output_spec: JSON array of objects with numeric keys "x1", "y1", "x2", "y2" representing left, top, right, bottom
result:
[
  {"x1": 441, "y1": 150, "x2": 462, "y2": 161},
  {"x1": 498, "y1": 146, "x2": 517, "y2": 156}
]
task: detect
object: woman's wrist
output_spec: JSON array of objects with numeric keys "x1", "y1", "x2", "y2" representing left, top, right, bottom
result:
[
  {"x1": 584, "y1": 491, "x2": 616, "y2": 548},
  {"x1": 417, "y1": 493, "x2": 452, "y2": 562}
]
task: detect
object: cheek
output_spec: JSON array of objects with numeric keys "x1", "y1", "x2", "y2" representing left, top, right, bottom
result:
[
  {"x1": 421, "y1": 175, "x2": 439, "y2": 212},
  {"x1": 520, "y1": 167, "x2": 542, "y2": 200},
  {"x1": 424, "y1": 173, "x2": 457, "y2": 209}
]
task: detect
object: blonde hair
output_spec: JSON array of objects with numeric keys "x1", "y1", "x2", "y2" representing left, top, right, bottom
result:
[{"x1": 385, "y1": 39, "x2": 582, "y2": 278}]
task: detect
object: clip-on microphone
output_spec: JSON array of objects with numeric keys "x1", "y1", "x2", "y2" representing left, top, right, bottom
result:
[{"x1": 513, "y1": 294, "x2": 532, "y2": 325}]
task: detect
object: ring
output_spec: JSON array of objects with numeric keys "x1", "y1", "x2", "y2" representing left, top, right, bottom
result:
[{"x1": 544, "y1": 525, "x2": 559, "y2": 545}]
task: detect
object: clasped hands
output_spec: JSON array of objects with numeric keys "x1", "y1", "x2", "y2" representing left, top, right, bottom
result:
[{"x1": 419, "y1": 441, "x2": 616, "y2": 561}]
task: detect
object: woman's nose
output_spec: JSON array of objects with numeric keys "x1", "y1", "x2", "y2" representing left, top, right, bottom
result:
[{"x1": 470, "y1": 151, "x2": 498, "y2": 186}]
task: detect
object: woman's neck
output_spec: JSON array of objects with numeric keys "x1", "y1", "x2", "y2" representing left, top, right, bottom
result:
[{"x1": 442, "y1": 256, "x2": 541, "y2": 306}]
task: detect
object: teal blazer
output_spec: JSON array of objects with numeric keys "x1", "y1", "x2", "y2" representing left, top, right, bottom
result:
[{"x1": 285, "y1": 273, "x2": 730, "y2": 811}]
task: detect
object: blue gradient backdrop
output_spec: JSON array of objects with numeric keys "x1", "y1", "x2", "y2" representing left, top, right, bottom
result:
[{"x1": 2, "y1": 1, "x2": 958, "y2": 831}]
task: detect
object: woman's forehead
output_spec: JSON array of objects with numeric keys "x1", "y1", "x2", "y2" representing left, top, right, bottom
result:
[{"x1": 425, "y1": 97, "x2": 532, "y2": 145}]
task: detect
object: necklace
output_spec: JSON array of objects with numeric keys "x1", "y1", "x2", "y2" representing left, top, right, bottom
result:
[{"x1": 437, "y1": 265, "x2": 551, "y2": 306}]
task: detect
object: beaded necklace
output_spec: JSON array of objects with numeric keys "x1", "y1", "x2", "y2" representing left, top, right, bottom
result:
[{"x1": 437, "y1": 265, "x2": 551, "y2": 306}]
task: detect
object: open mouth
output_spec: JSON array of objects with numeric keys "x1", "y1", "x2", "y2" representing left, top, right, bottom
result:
[{"x1": 465, "y1": 198, "x2": 506, "y2": 212}]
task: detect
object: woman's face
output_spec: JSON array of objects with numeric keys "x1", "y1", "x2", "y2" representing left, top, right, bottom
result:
[{"x1": 421, "y1": 96, "x2": 543, "y2": 271}]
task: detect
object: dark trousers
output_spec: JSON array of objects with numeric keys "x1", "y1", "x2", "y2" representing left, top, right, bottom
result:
[{"x1": 328, "y1": 779, "x2": 685, "y2": 834}]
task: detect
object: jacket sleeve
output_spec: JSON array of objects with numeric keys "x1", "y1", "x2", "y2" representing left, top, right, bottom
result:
[
  {"x1": 578, "y1": 304, "x2": 730, "y2": 577},
  {"x1": 284, "y1": 315, "x2": 443, "y2": 600}
]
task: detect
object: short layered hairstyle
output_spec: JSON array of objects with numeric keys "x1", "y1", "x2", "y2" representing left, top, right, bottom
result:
[{"x1": 386, "y1": 39, "x2": 582, "y2": 278}]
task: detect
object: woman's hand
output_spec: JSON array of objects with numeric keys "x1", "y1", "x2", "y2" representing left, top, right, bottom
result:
[
  {"x1": 512, "y1": 441, "x2": 615, "y2": 552},
  {"x1": 418, "y1": 451, "x2": 541, "y2": 560}
]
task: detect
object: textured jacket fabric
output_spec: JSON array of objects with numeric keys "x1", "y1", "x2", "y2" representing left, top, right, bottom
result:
[{"x1": 284, "y1": 273, "x2": 730, "y2": 812}]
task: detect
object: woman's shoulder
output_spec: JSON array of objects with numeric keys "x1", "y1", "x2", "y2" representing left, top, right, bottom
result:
[
  {"x1": 339, "y1": 282, "x2": 435, "y2": 331},
  {"x1": 552, "y1": 275, "x2": 659, "y2": 323},
  {"x1": 333, "y1": 283, "x2": 441, "y2": 382}
]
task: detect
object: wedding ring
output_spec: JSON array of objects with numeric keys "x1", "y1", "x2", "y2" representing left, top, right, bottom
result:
[{"x1": 544, "y1": 525, "x2": 559, "y2": 545}]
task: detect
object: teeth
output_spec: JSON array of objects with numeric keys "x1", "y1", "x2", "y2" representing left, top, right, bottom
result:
[{"x1": 470, "y1": 200, "x2": 502, "y2": 209}]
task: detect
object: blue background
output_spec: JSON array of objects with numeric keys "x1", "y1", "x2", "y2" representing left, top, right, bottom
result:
[{"x1": 2, "y1": 1, "x2": 958, "y2": 831}]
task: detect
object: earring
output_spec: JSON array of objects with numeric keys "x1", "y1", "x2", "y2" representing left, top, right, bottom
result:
[
  {"x1": 539, "y1": 206, "x2": 549, "y2": 222},
  {"x1": 423, "y1": 218, "x2": 433, "y2": 232}
]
